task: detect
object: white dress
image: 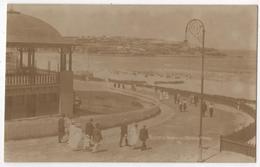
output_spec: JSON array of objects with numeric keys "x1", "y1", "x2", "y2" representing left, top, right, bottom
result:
[
  {"x1": 68, "y1": 125, "x2": 84, "y2": 150},
  {"x1": 128, "y1": 126, "x2": 139, "y2": 146}
]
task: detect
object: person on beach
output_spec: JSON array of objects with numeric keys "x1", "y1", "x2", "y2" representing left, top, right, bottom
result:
[
  {"x1": 92, "y1": 123, "x2": 103, "y2": 153},
  {"x1": 139, "y1": 125, "x2": 149, "y2": 151},
  {"x1": 209, "y1": 102, "x2": 214, "y2": 117},
  {"x1": 85, "y1": 118, "x2": 94, "y2": 146},
  {"x1": 58, "y1": 114, "x2": 66, "y2": 143},
  {"x1": 119, "y1": 120, "x2": 129, "y2": 147},
  {"x1": 128, "y1": 123, "x2": 139, "y2": 147}
]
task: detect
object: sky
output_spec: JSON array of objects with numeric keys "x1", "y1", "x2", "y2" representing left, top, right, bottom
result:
[{"x1": 9, "y1": 4, "x2": 258, "y2": 50}]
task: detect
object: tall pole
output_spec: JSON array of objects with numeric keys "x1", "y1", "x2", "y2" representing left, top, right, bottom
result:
[
  {"x1": 198, "y1": 28, "x2": 205, "y2": 162},
  {"x1": 185, "y1": 19, "x2": 206, "y2": 162}
]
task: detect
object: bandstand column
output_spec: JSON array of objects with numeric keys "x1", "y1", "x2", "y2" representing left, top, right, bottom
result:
[
  {"x1": 32, "y1": 48, "x2": 35, "y2": 70},
  {"x1": 18, "y1": 48, "x2": 23, "y2": 68},
  {"x1": 27, "y1": 49, "x2": 32, "y2": 69},
  {"x1": 69, "y1": 47, "x2": 72, "y2": 71},
  {"x1": 59, "y1": 47, "x2": 73, "y2": 117}
]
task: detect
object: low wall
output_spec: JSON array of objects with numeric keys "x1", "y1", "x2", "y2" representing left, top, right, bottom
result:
[
  {"x1": 5, "y1": 91, "x2": 160, "y2": 141},
  {"x1": 135, "y1": 84, "x2": 256, "y2": 157},
  {"x1": 136, "y1": 84, "x2": 256, "y2": 118}
]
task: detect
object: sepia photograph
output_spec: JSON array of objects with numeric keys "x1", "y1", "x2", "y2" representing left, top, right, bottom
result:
[{"x1": 2, "y1": 3, "x2": 257, "y2": 163}]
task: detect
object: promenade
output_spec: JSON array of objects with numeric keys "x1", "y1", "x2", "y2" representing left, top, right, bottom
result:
[{"x1": 4, "y1": 81, "x2": 254, "y2": 162}]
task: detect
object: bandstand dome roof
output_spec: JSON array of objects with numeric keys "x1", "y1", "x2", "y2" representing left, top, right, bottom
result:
[{"x1": 7, "y1": 10, "x2": 74, "y2": 47}]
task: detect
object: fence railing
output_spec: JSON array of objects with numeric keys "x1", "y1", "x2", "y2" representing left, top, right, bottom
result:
[
  {"x1": 6, "y1": 73, "x2": 59, "y2": 87},
  {"x1": 220, "y1": 136, "x2": 256, "y2": 157}
]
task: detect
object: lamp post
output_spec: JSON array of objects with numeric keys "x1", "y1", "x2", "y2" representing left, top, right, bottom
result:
[{"x1": 185, "y1": 19, "x2": 206, "y2": 162}]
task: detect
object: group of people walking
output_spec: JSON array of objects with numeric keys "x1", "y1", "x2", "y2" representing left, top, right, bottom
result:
[
  {"x1": 119, "y1": 120, "x2": 149, "y2": 151},
  {"x1": 172, "y1": 92, "x2": 215, "y2": 117},
  {"x1": 58, "y1": 115, "x2": 150, "y2": 153},
  {"x1": 113, "y1": 82, "x2": 125, "y2": 89},
  {"x1": 202, "y1": 101, "x2": 215, "y2": 117},
  {"x1": 58, "y1": 115, "x2": 103, "y2": 152}
]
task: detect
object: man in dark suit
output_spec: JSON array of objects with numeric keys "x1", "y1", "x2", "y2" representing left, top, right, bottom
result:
[
  {"x1": 202, "y1": 101, "x2": 207, "y2": 117},
  {"x1": 85, "y1": 118, "x2": 94, "y2": 139},
  {"x1": 139, "y1": 125, "x2": 149, "y2": 151},
  {"x1": 119, "y1": 120, "x2": 129, "y2": 147},
  {"x1": 58, "y1": 114, "x2": 65, "y2": 143}
]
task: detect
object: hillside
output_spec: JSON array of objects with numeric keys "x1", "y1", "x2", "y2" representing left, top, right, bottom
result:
[{"x1": 72, "y1": 36, "x2": 227, "y2": 57}]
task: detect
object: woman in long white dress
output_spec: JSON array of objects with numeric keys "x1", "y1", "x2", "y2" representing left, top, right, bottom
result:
[
  {"x1": 128, "y1": 123, "x2": 139, "y2": 147},
  {"x1": 68, "y1": 121, "x2": 84, "y2": 151},
  {"x1": 63, "y1": 116, "x2": 71, "y2": 143}
]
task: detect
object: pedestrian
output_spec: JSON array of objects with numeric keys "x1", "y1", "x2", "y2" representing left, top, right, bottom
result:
[
  {"x1": 190, "y1": 95, "x2": 195, "y2": 104},
  {"x1": 119, "y1": 120, "x2": 129, "y2": 147},
  {"x1": 194, "y1": 95, "x2": 198, "y2": 106},
  {"x1": 183, "y1": 99, "x2": 187, "y2": 112},
  {"x1": 159, "y1": 90, "x2": 163, "y2": 101},
  {"x1": 202, "y1": 101, "x2": 207, "y2": 117},
  {"x1": 177, "y1": 93, "x2": 181, "y2": 104},
  {"x1": 139, "y1": 125, "x2": 149, "y2": 151},
  {"x1": 128, "y1": 123, "x2": 139, "y2": 148},
  {"x1": 209, "y1": 103, "x2": 214, "y2": 117},
  {"x1": 63, "y1": 114, "x2": 72, "y2": 143},
  {"x1": 92, "y1": 123, "x2": 103, "y2": 153},
  {"x1": 165, "y1": 91, "x2": 169, "y2": 100},
  {"x1": 85, "y1": 118, "x2": 94, "y2": 146},
  {"x1": 179, "y1": 101, "x2": 183, "y2": 112},
  {"x1": 68, "y1": 121, "x2": 84, "y2": 151},
  {"x1": 174, "y1": 93, "x2": 177, "y2": 104},
  {"x1": 237, "y1": 100, "x2": 241, "y2": 111},
  {"x1": 58, "y1": 113, "x2": 66, "y2": 143},
  {"x1": 113, "y1": 82, "x2": 116, "y2": 88}
]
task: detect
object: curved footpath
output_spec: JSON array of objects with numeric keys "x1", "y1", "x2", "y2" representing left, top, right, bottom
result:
[{"x1": 4, "y1": 81, "x2": 255, "y2": 162}]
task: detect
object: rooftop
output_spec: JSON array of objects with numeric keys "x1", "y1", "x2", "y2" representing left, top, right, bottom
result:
[{"x1": 7, "y1": 10, "x2": 74, "y2": 47}]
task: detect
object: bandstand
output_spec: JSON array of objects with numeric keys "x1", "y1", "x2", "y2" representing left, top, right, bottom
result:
[{"x1": 5, "y1": 10, "x2": 76, "y2": 120}]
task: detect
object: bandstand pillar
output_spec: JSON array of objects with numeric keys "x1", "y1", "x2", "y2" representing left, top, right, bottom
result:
[
  {"x1": 69, "y1": 48, "x2": 72, "y2": 71},
  {"x1": 59, "y1": 47, "x2": 74, "y2": 117},
  {"x1": 18, "y1": 48, "x2": 23, "y2": 68}
]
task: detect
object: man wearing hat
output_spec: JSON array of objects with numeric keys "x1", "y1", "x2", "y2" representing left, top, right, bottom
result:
[{"x1": 58, "y1": 114, "x2": 65, "y2": 143}]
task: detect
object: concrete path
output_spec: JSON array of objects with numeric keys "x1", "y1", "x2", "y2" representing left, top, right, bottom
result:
[{"x1": 4, "y1": 81, "x2": 255, "y2": 162}]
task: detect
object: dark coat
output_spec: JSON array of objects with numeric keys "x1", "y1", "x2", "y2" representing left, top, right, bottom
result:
[
  {"x1": 85, "y1": 122, "x2": 94, "y2": 136},
  {"x1": 202, "y1": 102, "x2": 207, "y2": 112},
  {"x1": 93, "y1": 127, "x2": 103, "y2": 143},
  {"x1": 58, "y1": 118, "x2": 65, "y2": 133},
  {"x1": 120, "y1": 124, "x2": 128, "y2": 136},
  {"x1": 139, "y1": 127, "x2": 149, "y2": 141}
]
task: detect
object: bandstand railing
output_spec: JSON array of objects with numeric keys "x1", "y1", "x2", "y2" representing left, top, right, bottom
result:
[{"x1": 6, "y1": 72, "x2": 59, "y2": 87}]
